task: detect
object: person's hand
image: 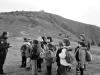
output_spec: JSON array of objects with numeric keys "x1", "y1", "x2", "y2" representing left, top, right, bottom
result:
[{"x1": 9, "y1": 43, "x2": 13, "y2": 47}]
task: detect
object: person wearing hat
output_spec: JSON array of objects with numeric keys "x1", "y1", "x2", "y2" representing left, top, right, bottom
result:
[{"x1": 0, "y1": 31, "x2": 11, "y2": 74}]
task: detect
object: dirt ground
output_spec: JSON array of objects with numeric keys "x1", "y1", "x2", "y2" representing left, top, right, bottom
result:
[{"x1": 3, "y1": 37, "x2": 100, "y2": 75}]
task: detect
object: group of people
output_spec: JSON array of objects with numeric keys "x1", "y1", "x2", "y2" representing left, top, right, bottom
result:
[
  {"x1": 19, "y1": 33, "x2": 91, "y2": 75},
  {"x1": 0, "y1": 31, "x2": 91, "y2": 75}
]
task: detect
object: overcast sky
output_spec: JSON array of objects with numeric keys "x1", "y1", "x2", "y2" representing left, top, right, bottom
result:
[{"x1": 0, "y1": 0, "x2": 100, "y2": 27}]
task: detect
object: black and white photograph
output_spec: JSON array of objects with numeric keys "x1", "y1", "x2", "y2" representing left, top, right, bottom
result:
[{"x1": 0, "y1": 0, "x2": 100, "y2": 75}]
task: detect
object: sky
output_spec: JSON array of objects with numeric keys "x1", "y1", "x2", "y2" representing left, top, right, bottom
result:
[{"x1": 0, "y1": 0, "x2": 100, "y2": 27}]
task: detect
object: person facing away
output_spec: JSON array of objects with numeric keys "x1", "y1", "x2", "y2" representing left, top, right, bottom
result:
[
  {"x1": 0, "y1": 31, "x2": 11, "y2": 74},
  {"x1": 59, "y1": 38, "x2": 71, "y2": 75},
  {"x1": 44, "y1": 43, "x2": 55, "y2": 75},
  {"x1": 76, "y1": 41, "x2": 86, "y2": 75},
  {"x1": 80, "y1": 34, "x2": 90, "y2": 51},
  {"x1": 79, "y1": 34, "x2": 90, "y2": 70}
]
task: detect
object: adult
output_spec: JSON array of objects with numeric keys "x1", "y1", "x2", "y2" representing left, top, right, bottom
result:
[
  {"x1": 0, "y1": 32, "x2": 11, "y2": 74},
  {"x1": 76, "y1": 41, "x2": 87, "y2": 75}
]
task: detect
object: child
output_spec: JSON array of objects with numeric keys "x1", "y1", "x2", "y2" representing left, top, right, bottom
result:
[
  {"x1": 56, "y1": 41, "x2": 63, "y2": 75},
  {"x1": 20, "y1": 44, "x2": 27, "y2": 68},
  {"x1": 44, "y1": 43, "x2": 55, "y2": 75},
  {"x1": 30, "y1": 40, "x2": 39, "y2": 75},
  {"x1": 76, "y1": 41, "x2": 86, "y2": 75},
  {"x1": 59, "y1": 38, "x2": 71, "y2": 75}
]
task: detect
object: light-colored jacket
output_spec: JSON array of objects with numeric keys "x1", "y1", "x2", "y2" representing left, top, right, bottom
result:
[
  {"x1": 59, "y1": 46, "x2": 71, "y2": 66},
  {"x1": 79, "y1": 47, "x2": 86, "y2": 68}
]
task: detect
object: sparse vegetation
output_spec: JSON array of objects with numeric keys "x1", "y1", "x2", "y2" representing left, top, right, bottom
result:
[{"x1": 0, "y1": 11, "x2": 100, "y2": 45}]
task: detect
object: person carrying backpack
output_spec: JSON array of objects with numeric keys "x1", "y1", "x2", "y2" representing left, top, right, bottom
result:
[
  {"x1": 0, "y1": 32, "x2": 11, "y2": 74},
  {"x1": 59, "y1": 38, "x2": 72, "y2": 75},
  {"x1": 30, "y1": 40, "x2": 40, "y2": 75},
  {"x1": 75, "y1": 41, "x2": 87, "y2": 75},
  {"x1": 80, "y1": 34, "x2": 91, "y2": 70},
  {"x1": 44, "y1": 43, "x2": 56, "y2": 75},
  {"x1": 56, "y1": 41, "x2": 63, "y2": 75}
]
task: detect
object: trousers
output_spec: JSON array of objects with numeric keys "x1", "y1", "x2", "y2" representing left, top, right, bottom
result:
[{"x1": 0, "y1": 52, "x2": 7, "y2": 74}]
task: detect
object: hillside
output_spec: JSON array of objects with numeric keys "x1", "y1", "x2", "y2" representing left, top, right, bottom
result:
[{"x1": 0, "y1": 11, "x2": 100, "y2": 45}]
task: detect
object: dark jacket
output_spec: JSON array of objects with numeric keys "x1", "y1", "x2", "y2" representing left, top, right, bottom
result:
[
  {"x1": 0, "y1": 37, "x2": 10, "y2": 52},
  {"x1": 56, "y1": 48, "x2": 62, "y2": 66},
  {"x1": 20, "y1": 44, "x2": 26, "y2": 56},
  {"x1": 30, "y1": 45, "x2": 39, "y2": 60}
]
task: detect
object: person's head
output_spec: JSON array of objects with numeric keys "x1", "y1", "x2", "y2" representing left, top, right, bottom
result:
[
  {"x1": 2, "y1": 31, "x2": 9, "y2": 39},
  {"x1": 80, "y1": 34, "x2": 86, "y2": 41},
  {"x1": 59, "y1": 41, "x2": 63, "y2": 47},
  {"x1": 63, "y1": 38, "x2": 70, "y2": 46},
  {"x1": 23, "y1": 38, "x2": 28, "y2": 42},
  {"x1": 33, "y1": 40, "x2": 39, "y2": 46},
  {"x1": 79, "y1": 41, "x2": 86, "y2": 47},
  {"x1": 47, "y1": 37, "x2": 52, "y2": 42},
  {"x1": 47, "y1": 43, "x2": 52, "y2": 50},
  {"x1": 42, "y1": 36, "x2": 46, "y2": 41}
]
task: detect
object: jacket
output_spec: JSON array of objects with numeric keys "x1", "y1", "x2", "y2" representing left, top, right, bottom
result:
[
  {"x1": 30, "y1": 45, "x2": 39, "y2": 60},
  {"x1": 44, "y1": 50, "x2": 53, "y2": 66},
  {"x1": 0, "y1": 38, "x2": 10, "y2": 53},
  {"x1": 25, "y1": 44, "x2": 32, "y2": 58},
  {"x1": 59, "y1": 46, "x2": 71, "y2": 66},
  {"x1": 20, "y1": 45, "x2": 26, "y2": 56},
  {"x1": 79, "y1": 47, "x2": 86, "y2": 68},
  {"x1": 56, "y1": 48, "x2": 62, "y2": 66}
]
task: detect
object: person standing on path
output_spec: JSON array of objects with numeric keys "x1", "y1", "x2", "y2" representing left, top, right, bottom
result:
[{"x1": 0, "y1": 32, "x2": 11, "y2": 74}]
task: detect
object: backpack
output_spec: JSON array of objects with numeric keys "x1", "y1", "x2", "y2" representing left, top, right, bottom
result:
[
  {"x1": 50, "y1": 50, "x2": 56, "y2": 63},
  {"x1": 45, "y1": 50, "x2": 56, "y2": 63},
  {"x1": 65, "y1": 48, "x2": 74, "y2": 64},
  {"x1": 85, "y1": 50, "x2": 92, "y2": 62}
]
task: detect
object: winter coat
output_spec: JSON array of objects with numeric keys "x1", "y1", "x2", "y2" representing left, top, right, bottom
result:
[
  {"x1": 25, "y1": 45, "x2": 32, "y2": 58},
  {"x1": 79, "y1": 47, "x2": 86, "y2": 68},
  {"x1": 44, "y1": 49, "x2": 55, "y2": 66},
  {"x1": 0, "y1": 37, "x2": 10, "y2": 52},
  {"x1": 20, "y1": 45, "x2": 26, "y2": 56},
  {"x1": 30, "y1": 45, "x2": 39, "y2": 60},
  {"x1": 56, "y1": 48, "x2": 62, "y2": 66},
  {"x1": 59, "y1": 46, "x2": 71, "y2": 66}
]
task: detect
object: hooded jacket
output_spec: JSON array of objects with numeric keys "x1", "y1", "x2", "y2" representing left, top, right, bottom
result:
[
  {"x1": 79, "y1": 47, "x2": 86, "y2": 68},
  {"x1": 59, "y1": 46, "x2": 71, "y2": 66}
]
